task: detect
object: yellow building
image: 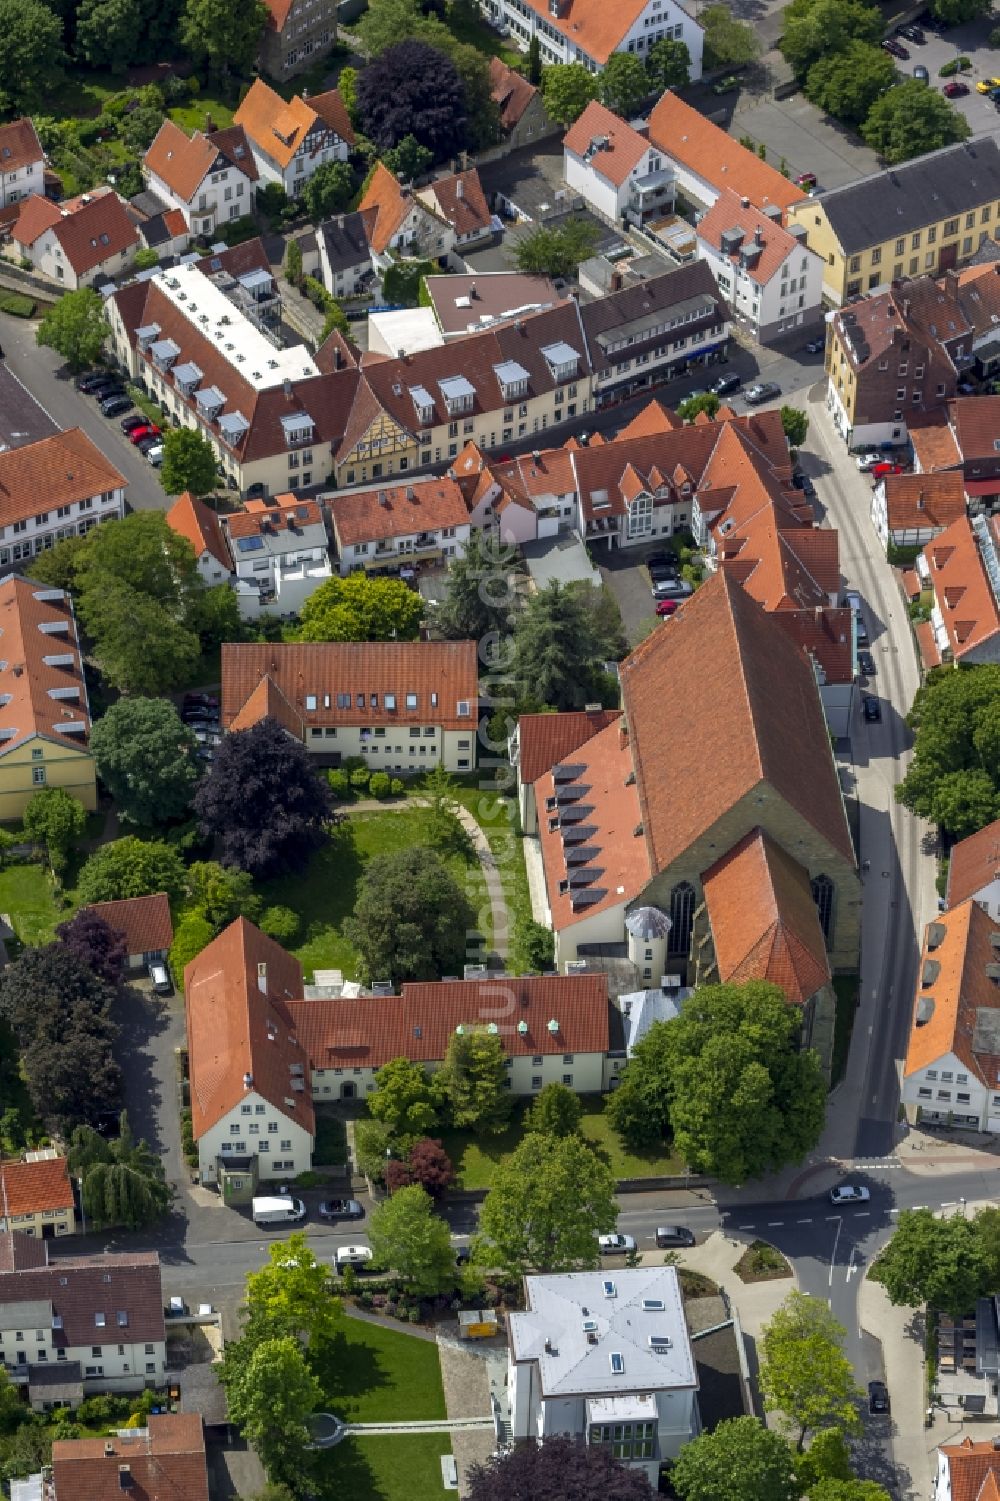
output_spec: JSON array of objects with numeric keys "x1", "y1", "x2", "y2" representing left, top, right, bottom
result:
[
  {"x1": 787, "y1": 139, "x2": 1000, "y2": 305},
  {"x1": 0, "y1": 576, "x2": 97, "y2": 821},
  {"x1": 0, "y1": 1151, "x2": 77, "y2": 1239}
]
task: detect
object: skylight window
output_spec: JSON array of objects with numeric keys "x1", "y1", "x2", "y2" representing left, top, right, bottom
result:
[{"x1": 609, "y1": 1351, "x2": 625, "y2": 1375}]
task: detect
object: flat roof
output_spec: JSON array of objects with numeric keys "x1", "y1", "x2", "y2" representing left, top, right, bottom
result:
[{"x1": 368, "y1": 306, "x2": 442, "y2": 357}]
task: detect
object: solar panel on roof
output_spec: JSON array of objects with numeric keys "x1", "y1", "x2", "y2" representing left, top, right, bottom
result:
[{"x1": 236, "y1": 535, "x2": 265, "y2": 553}]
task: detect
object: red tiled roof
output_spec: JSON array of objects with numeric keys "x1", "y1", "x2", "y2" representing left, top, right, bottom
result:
[
  {"x1": 494, "y1": 447, "x2": 577, "y2": 500},
  {"x1": 0, "y1": 1239, "x2": 164, "y2": 1345},
  {"x1": 698, "y1": 188, "x2": 808, "y2": 286},
  {"x1": 951, "y1": 394, "x2": 1000, "y2": 461},
  {"x1": 228, "y1": 674, "x2": 303, "y2": 737},
  {"x1": 903, "y1": 899, "x2": 1000, "y2": 1083},
  {"x1": 882, "y1": 471, "x2": 966, "y2": 530},
  {"x1": 0, "y1": 1155, "x2": 74, "y2": 1217},
  {"x1": 145, "y1": 120, "x2": 218, "y2": 201},
  {"x1": 489, "y1": 57, "x2": 539, "y2": 132},
  {"x1": 224, "y1": 493, "x2": 324, "y2": 541},
  {"x1": 287, "y1": 974, "x2": 612, "y2": 1069},
  {"x1": 0, "y1": 427, "x2": 124, "y2": 530},
  {"x1": 330, "y1": 475, "x2": 470, "y2": 548},
  {"x1": 915, "y1": 617, "x2": 942, "y2": 669},
  {"x1": 0, "y1": 118, "x2": 43, "y2": 175},
  {"x1": 923, "y1": 515, "x2": 1000, "y2": 662},
  {"x1": 162, "y1": 207, "x2": 189, "y2": 239},
  {"x1": 648, "y1": 94, "x2": 806, "y2": 220},
  {"x1": 166, "y1": 491, "x2": 232, "y2": 571},
  {"x1": 359, "y1": 164, "x2": 428, "y2": 254},
  {"x1": 310, "y1": 89, "x2": 356, "y2": 148},
  {"x1": 516, "y1": 708, "x2": 619, "y2": 785},
  {"x1": 769, "y1": 604, "x2": 854, "y2": 686},
  {"x1": 86, "y1": 893, "x2": 174, "y2": 958},
  {"x1": 223, "y1": 640, "x2": 478, "y2": 733},
  {"x1": 0, "y1": 575, "x2": 93, "y2": 757},
  {"x1": 941, "y1": 1440, "x2": 1000, "y2": 1501},
  {"x1": 515, "y1": 0, "x2": 651, "y2": 65},
  {"x1": 702, "y1": 829, "x2": 830, "y2": 1004},
  {"x1": 184, "y1": 918, "x2": 313, "y2": 1140},
  {"x1": 621, "y1": 571, "x2": 855, "y2": 876},
  {"x1": 261, "y1": 0, "x2": 294, "y2": 30},
  {"x1": 419, "y1": 169, "x2": 491, "y2": 239},
  {"x1": 15, "y1": 190, "x2": 138, "y2": 277},
  {"x1": 53, "y1": 1414, "x2": 209, "y2": 1501},
  {"x1": 612, "y1": 400, "x2": 683, "y2": 442},
  {"x1": 909, "y1": 411, "x2": 962, "y2": 473},
  {"x1": 564, "y1": 102, "x2": 651, "y2": 188},
  {"x1": 0, "y1": 1229, "x2": 47, "y2": 1270},
  {"x1": 947, "y1": 816, "x2": 1000, "y2": 908},
  {"x1": 10, "y1": 193, "x2": 60, "y2": 246},
  {"x1": 234, "y1": 81, "x2": 319, "y2": 170}
]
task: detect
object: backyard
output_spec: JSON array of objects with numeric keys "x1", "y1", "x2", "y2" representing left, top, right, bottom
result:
[
  {"x1": 0, "y1": 862, "x2": 73, "y2": 947},
  {"x1": 322, "y1": 1435, "x2": 454, "y2": 1501}
]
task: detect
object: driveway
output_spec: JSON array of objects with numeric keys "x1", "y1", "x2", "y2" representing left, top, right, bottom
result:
[
  {"x1": 599, "y1": 545, "x2": 657, "y2": 646},
  {"x1": 896, "y1": 16, "x2": 1000, "y2": 138}
]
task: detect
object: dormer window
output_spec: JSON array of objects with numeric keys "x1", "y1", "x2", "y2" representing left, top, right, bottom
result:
[
  {"x1": 281, "y1": 412, "x2": 314, "y2": 446},
  {"x1": 136, "y1": 323, "x2": 161, "y2": 350},
  {"x1": 409, "y1": 385, "x2": 435, "y2": 425},
  {"x1": 439, "y1": 375, "x2": 476, "y2": 416},
  {"x1": 494, "y1": 359, "x2": 530, "y2": 401},
  {"x1": 173, "y1": 360, "x2": 203, "y2": 396},
  {"x1": 541, "y1": 341, "x2": 580, "y2": 382},
  {"x1": 195, "y1": 384, "x2": 225, "y2": 420},
  {"x1": 149, "y1": 337, "x2": 180, "y2": 371}
]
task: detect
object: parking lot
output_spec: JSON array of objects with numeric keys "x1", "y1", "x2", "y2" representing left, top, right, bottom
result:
[
  {"x1": 887, "y1": 14, "x2": 1000, "y2": 137},
  {"x1": 730, "y1": 92, "x2": 882, "y2": 192}
]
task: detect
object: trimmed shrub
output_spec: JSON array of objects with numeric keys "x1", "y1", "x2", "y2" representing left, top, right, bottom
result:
[
  {"x1": 349, "y1": 766, "x2": 371, "y2": 790},
  {"x1": 369, "y1": 771, "x2": 391, "y2": 799},
  {"x1": 0, "y1": 293, "x2": 35, "y2": 317},
  {"x1": 939, "y1": 58, "x2": 959, "y2": 75},
  {"x1": 327, "y1": 768, "x2": 351, "y2": 798},
  {"x1": 390, "y1": 778, "x2": 405, "y2": 796}
]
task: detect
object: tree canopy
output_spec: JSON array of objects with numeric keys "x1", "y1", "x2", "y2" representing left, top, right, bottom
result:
[
  {"x1": 368, "y1": 1183, "x2": 456, "y2": 1295},
  {"x1": 36, "y1": 288, "x2": 107, "y2": 372},
  {"x1": 646, "y1": 37, "x2": 691, "y2": 91},
  {"x1": 0, "y1": 0, "x2": 65, "y2": 114},
  {"x1": 513, "y1": 579, "x2": 620, "y2": 710},
  {"x1": 870, "y1": 1207, "x2": 992, "y2": 1315},
  {"x1": 243, "y1": 1233, "x2": 340, "y2": 1350},
  {"x1": 180, "y1": 0, "x2": 268, "y2": 79},
  {"x1": 302, "y1": 160, "x2": 356, "y2": 221},
  {"x1": 22, "y1": 787, "x2": 87, "y2": 876},
  {"x1": 475, "y1": 1131, "x2": 616, "y2": 1275},
  {"x1": 599, "y1": 53, "x2": 649, "y2": 117},
  {"x1": 222, "y1": 1336, "x2": 320, "y2": 1488},
  {"x1": 194, "y1": 718, "x2": 333, "y2": 878},
  {"x1": 514, "y1": 218, "x2": 598, "y2": 278},
  {"x1": 368, "y1": 1057, "x2": 442, "y2": 1138},
  {"x1": 160, "y1": 427, "x2": 218, "y2": 498},
  {"x1": 468, "y1": 1435, "x2": 655, "y2": 1501},
  {"x1": 68, "y1": 1112, "x2": 170, "y2": 1229},
  {"x1": 780, "y1": 406, "x2": 810, "y2": 447},
  {"x1": 780, "y1": 0, "x2": 882, "y2": 78},
  {"x1": 671, "y1": 1417, "x2": 799, "y2": 1501},
  {"x1": 805, "y1": 42, "x2": 896, "y2": 125},
  {"x1": 437, "y1": 1027, "x2": 512, "y2": 1134},
  {"x1": 76, "y1": 836, "x2": 187, "y2": 906},
  {"x1": 861, "y1": 80, "x2": 970, "y2": 162},
  {"x1": 540, "y1": 63, "x2": 599, "y2": 125},
  {"x1": 700, "y1": 4, "x2": 760, "y2": 67},
  {"x1": 56, "y1": 909, "x2": 128, "y2": 987},
  {"x1": 90, "y1": 696, "x2": 199, "y2": 827},
  {"x1": 357, "y1": 39, "x2": 467, "y2": 158},
  {"x1": 297, "y1": 573, "x2": 424, "y2": 642},
  {"x1": 759, "y1": 1291, "x2": 862, "y2": 1448},
  {"x1": 344, "y1": 845, "x2": 476, "y2": 986},
  {"x1": 431, "y1": 529, "x2": 520, "y2": 642},
  {"x1": 895, "y1": 665, "x2": 1000, "y2": 838},
  {"x1": 526, "y1": 1081, "x2": 582, "y2": 1138}
]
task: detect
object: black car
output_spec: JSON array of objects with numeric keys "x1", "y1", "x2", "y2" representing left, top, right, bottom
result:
[
  {"x1": 804, "y1": 336, "x2": 825, "y2": 354},
  {"x1": 135, "y1": 434, "x2": 161, "y2": 455},
  {"x1": 863, "y1": 694, "x2": 881, "y2": 723},
  {"x1": 858, "y1": 649, "x2": 876, "y2": 677},
  {"x1": 868, "y1": 1380, "x2": 890, "y2": 1414},
  {"x1": 318, "y1": 1198, "x2": 364, "y2": 1221},
  {"x1": 898, "y1": 22, "x2": 925, "y2": 40},
  {"x1": 712, "y1": 373, "x2": 742, "y2": 396},
  {"x1": 76, "y1": 369, "x2": 112, "y2": 392},
  {"x1": 656, "y1": 1225, "x2": 696, "y2": 1248},
  {"x1": 100, "y1": 394, "x2": 132, "y2": 418},
  {"x1": 649, "y1": 560, "x2": 679, "y2": 582},
  {"x1": 645, "y1": 551, "x2": 671, "y2": 568},
  {"x1": 91, "y1": 382, "x2": 124, "y2": 402}
]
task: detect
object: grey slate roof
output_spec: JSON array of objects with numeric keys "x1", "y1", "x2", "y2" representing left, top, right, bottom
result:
[
  {"x1": 319, "y1": 212, "x2": 372, "y2": 275},
  {"x1": 580, "y1": 262, "x2": 727, "y2": 376},
  {"x1": 816, "y1": 137, "x2": 1000, "y2": 256}
]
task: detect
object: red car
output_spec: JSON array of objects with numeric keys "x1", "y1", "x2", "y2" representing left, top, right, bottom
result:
[
  {"x1": 870, "y1": 461, "x2": 904, "y2": 480},
  {"x1": 943, "y1": 79, "x2": 969, "y2": 97},
  {"x1": 128, "y1": 423, "x2": 161, "y2": 445},
  {"x1": 656, "y1": 599, "x2": 679, "y2": 617}
]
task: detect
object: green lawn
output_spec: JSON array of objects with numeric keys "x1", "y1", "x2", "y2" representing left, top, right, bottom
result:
[
  {"x1": 0, "y1": 864, "x2": 71, "y2": 946},
  {"x1": 437, "y1": 1095, "x2": 684, "y2": 1189},
  {"x1": 314, "y1": 1111, "x2": 348, "y2": 1165},
  {"x1": 442, "y1": 0, "x2": 524, "y2": 66},
  {"x1": 168, "y1": 95, "x2": 237, "y2": 132},
  {"x1": 257, "y1": 808, "x2": 488, "y2": 982},
  {"x1": 318, "y1": 1434, "x2": 453, "y2": 1501},
  {"x1": 312, "y1": 1316, "x2": 446, "y2": 1422},
  {"x1": 47, "y1": 68, "x2": 125, "y2": 119}
]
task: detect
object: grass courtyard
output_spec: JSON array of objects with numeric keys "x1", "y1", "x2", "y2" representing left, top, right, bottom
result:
[
  {"x1": 322, "y1": 1435, "x2": 454, "y2": 1501},
  {"x1": 0, "y1": 863, "x2": 71, "y2": 947}
]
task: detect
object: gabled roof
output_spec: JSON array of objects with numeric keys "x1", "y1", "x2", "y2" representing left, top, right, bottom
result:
[
  {"x1": 909, "y1": 410, "x2": 962, "y2": 473},
  {"x1": 0, "y1": 574, "x2": 93, "y2": 757},
  {"x1": 648, "y1": 93, "x2": 806, "y2": 219},
  {"x1": 940, "y1": 1439, "x2": 1000, "y2": 1501},
  {"x1": 947, "y1": 816, "x2": 1000, "y2": 908},
  {"x1": 184, "y1": 918, "x2": 313, "y2": 1139},
  {"x1": 224, "y1": 493, "x2": 325, "y2": 543},
  {"x1": 330, "y1": 475, "x2": 470, "y2": 548},
  {"x1": 951, "y1": 393, "x2": 1000, "y2": 461},
  {"x1": 166, "y1": 491, "x2": 232, "y2": 571},
  {"x1": 14, "y1": 190, "x2": 138, "y2": 276},
  {"x1": 515, "y1": 0, "x2": 663, "y2": 65},
  {"x1": 489, "y1": 57, "x2": 540, "y2": 132},
  {"x1": 563, "y1": 101, "x2": 651, "y2": 188},
  {"x1": 0, "y1": 1154, "x2": 74, "y2": 1217},
  {"x1": 52, "y1": 1414, "x2": 209, "y2": 1501},
  {"x1": 418, "y1": 169, "x2": 491, "y2": 239},
  {"x1": 620, "y1": 571, "x2": 855, "y2": 876},
  {"x1": 261, "y1": 0, "x2": 295, "y2": 30},
  {"x1": 0, "y1": 117, "x2": 43, "y2": 175},
  {"x1": 698, "y1": 187, "x2": 810, "y2": 286},
  {"x1": 0, "y1": 427, "x2": 124, "y2": 527},
  {"x1": 145, "y1": 120, "x2": 220, "y2": 201},
  {"x1": 612, "y1": 399, "x2": 683, "y2": 442},
  {"x1": 0, "y1": 1237, "x2": 164, "y2": 1345},
  {"x1": 881, "y1": 471, "x2": 966, "y2": 530},
  {"x1": 318, "y1": 211, "x2": 371, "y2": 275},
  {"x1": 228, "y1": 673, "x2": 304, "y2": 738},
  {"x1": 922, "y1": 515, "x2": 1000, "y2": 662},
  {"x1": 234, "y1": 80, "x2": 319, "y2": 169},
  {"x1": 579, "y1": 263, "x2": 727, "y2": 379},
  {"x1": 287, "y1": 974, "x2": 612, "y2": 1069},
  {"x1": 309, "y1": 88, "x2": 356, "y2": 147},
  {"x1": 903, "y1": 899, "x2": 1000, "y2": 1084},
  {"x1": 702, "y1": 829, "x2": 830, "y2": 1004},
  {"x1": 86, "y1": 893, "x2": 174, "y2": 957},
  {"x1": 360, "y1": 164, "x2": 440, "y2": 254},
  {"x1": 515, "y1": 707, "x2": 619, "y2": 784}
]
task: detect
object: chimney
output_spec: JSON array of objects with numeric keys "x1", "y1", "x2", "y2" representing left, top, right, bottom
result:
[
  {"x1": 334, "y1": 348, "x2": 342, "y2": 370},
  {"x1": 104, "y1": 1442, "x2": 115, "y2": 1458},
  {"x1": 619, "y1": 723, "x2": 629, "y2": 752},
  {"x1": 741, "y1": 195, "x2": 750, "y2": 209},
  {"x1": 610, "y1": 270, "x2": 623, "y2": 292},
  {"x1": 469, "y1": 281, "x2": 477, "y2": 299},
  {"x1": 257, "y1": 962, "x2": 267, "y2": 995},
  {"x1": 283, "y1": 378, "x2": 292, "y2": 398}
]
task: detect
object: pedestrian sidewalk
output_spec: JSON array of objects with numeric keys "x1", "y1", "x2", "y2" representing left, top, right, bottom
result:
[
  {"x1": 671, "y1": 1231, "x2": 797, "y2": 1340},
  {"x1": 895, "y1": 1124, "x2": 1000, "y2": 1177},
  {"x1": 857, "y1": 1272, "x2": 928, "y2": 1500}
]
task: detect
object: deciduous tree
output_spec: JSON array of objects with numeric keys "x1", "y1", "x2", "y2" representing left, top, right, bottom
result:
[
  {"x1": 405, "y1": 1136, "x2": 454, "y2": 1197},
  {"x1": 514, "y1": 217, "x2": 598, "y2": 278},
  {"x1": 526, "y1": 35, "x2": 542, "y2": 85},
  {"x1": 476, "y1": 1131, "x2": 616, "y2": 1275},
  {"x1": 36, "y1": 288, "x2": 107, "y2": 372},
  {"x1": 541, "y1": 62, "x2": 599, "y2": 125},
  {"x1": 383, "y1": 133, "x2": 434, "y2": 181},
  {"x1": 810, "y1": 1484, "x2": 893, "y2": 1501},
  {"x1": 468, "y1": 1434, "x2": 654, "y2": 1501},
  {"x1": 185, "y1": 860, "x2": 262, "y2": 931},
  {"x1": 344, "y1": 845, "x2": 475, "y2": 985},
  {"x1": 780, "y1": 0, "x2": 882, "y2": 79},
  {"x1": 357, "y1": 40, "x2": 466, "y2": 158},
  {"x1": 805, "y1": 42, "x2": 895, "y2": 126},
  {"x1": 861, "y1": 79, "x2": 970, "y2": 162},
  {"x1": 431, "y1": 529, "x2": 520, "y2": 642},
  {"x1": 68, "y1": 1112, "x2": 170, "y2": 1229},
  {"x1": 22, "y1": 787, "x2": 86, "y2": 875},
  {"x1": 780, "y1": 406, "x2": 810, "y2": 446},
  {"x1": 871, "y1": 1207, "x2": 990, "y2": 1315},
  {"x1": 895, "y1": 665, "x2": 1000, "y2": 837},
  {"x1": 678, "y1": 392, "x2": 720, "y2": 422},
  {"x1": 180, "y1": 0, "x2": 269, "y2": 80},
  {"x1": 194, "y1": 718, "x2": 334, "y2": 878},
  {"x1": 526, "y1": 1081, "x2": 582, "y2": 1138},
  {"x1": 56, "y1": 909, "x2": 128, "y2": 987},
  {"x1": 759, "y1": 1291, "x2": 862, "y2": 1448},
  {"x1": 512, "y1": 579, "x2": 616, "y2": 709},
  {"x1": 671, "y1": 1417, "x2": 799, "y2": 1501},
  {"x1": 160, "y1": 427, "x2": 218, "y2": 498},
  {"x1": 646, "y1": 37, "x2": 691, "y2": 91},
  {"x1": 90, "y1": 697, "x2": 199, "y2": 827},
  {"x1": 599, "y1": 53, "x2": 649, "y2": 117},
  {"x1": 368, "y1": 1183, "x2": 456, "y2": 1295},
  {"x1": 701, "y1": 4, "x2": 759, "y2": 67},
  {"x1": 927, "y1": 0, "x2": 991, "y2": 22},
  {"x1": 243, "y1": 1233, "x2": 340, "y2": 1349},
  {"x1": 222, "y1": 1336, "x2": 320, "y2": 1487},
  {"x1": 368, "y1": 1057, "x2": 442, "y2": 1137},
  {"x1": 297, "y1": 573, "x2": 424, "y2": 642},
  {"x1": 438, "y1": 1027, "x2": 511, "y2": 1134},
  {"x1": 76, "y1": 836, "x2": 187, "y2": 906},
  {"x1": 302, "y1": 160, "x2": 355, "y2": 220}
]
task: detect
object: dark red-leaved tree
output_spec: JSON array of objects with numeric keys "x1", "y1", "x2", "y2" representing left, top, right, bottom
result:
[
  {"x1": 56, "y1": 909, "x2": 128, "y2": 987},
  {"x1": 357, "y1": 39, "x2": 467, "y2": 159},
  {"x1": 384, "y1": 1159, "x2": 414, "y2": 1194},
  {"x1": 467, "y1": 1436, "x2": 654, "y2": 1501},
  {"x1": 407, "y1": 1137, "x2": 454, "y2": 1198}
]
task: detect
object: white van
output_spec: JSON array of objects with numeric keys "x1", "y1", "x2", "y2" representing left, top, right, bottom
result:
[{"x1": 252, "y1": 1195, "x2": 306, "y2": 1226}]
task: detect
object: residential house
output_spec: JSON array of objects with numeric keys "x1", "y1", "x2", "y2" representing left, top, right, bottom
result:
[
  {"x1": 0, "y1": 575, "x2": 96, "y2": 821},
  {"x1": 0, "y1": 119, "x2": 45, "y2": 209},
  {"x1": 143, "y1": 120, "x2": 258, "y2": 237},
  {"x1": 579, "y1": 262, "x2": 729, "y2": 409},
  {"x1": 949, "y1": 395, "x2": 1000, "y2": 512},
  {"x1": 563, "y1": 102, "x2": 674, "y2": 228},
  {"x1": 132, "y1": 204, "x2": 189, "y2": 260},
  {"x1": 184, "y1": 918, "x2": 315, "y2": 1193},
  {"x1": 909, "y1": 411, "x2": 963, "y2": 477},
  {"x1": 287, "y1": 972, "x2": 619, "y2": 1101},
  {"x1": 234, "y1": 80, "x2": 353, "y2": 196},
  {"x1": 916, "y1": 514, "x2": 1000, "y2": 667},
  {"x1": 935, "y1": 1437, "x2": 1000, "y2": 1501},
  {"x1": 48, "y1": 1415, "x2": 209, "y2": 1501},
  {"x1": 0, "y1": 1152, "x2": 76, "y2": 1240},
  {"x1": 507, "y1": 1266, "x2": 699, "y2": 1480},
  {"x1": 166, "y1": 490, "x2": 234, "y2": 586},
  {"x1": 358, "y1": 164, "x2": 455, "y2": 271},
  {"x1": 467, "y1": 441, "x2": 579, "y2": 540},
  {"x1": 486, "y1": 58, "x2": 556, "y2": 156},
  {"x1": 947, "y1": 816, "x2": 1000, "y2": 923},
  {"x1": 12, "y1": 189, "x2": 139, "y2": 289},
  {"x1": 259, "y1": 0, "x2": 339, "y2": 80},
  {"x1": 305, "y1": 212, "x2": 372, "y2": 299},
  {"x1": 416, "y1": 169, "x2": 495, "y2": 256},
  {"x1": 826, "y1": 284, "x2": 957, "y2": 449},
  {"x1": 871, "y1": 471, "x2": 966, "y2": 553},
  {"x1": 509, "y1": 707, "x2": 620, "y2": 832},
  {"x1": 901, "y1": 899, "x2": 1000, "y2": 1130},
  {"x1": 85, "y1": 893, "x2": 174, "y2": 972},
  {"x1": 329, "y1": 475, "x2": 472, "y2": 573},
  {"x1": 0, "y1": 1230, "x2": 166, "y2": 1408},
  {"x1": 696, "y1": 188, "x2": 824, "y2": 345},
  {"x1": 0, "y1": 427, "x2": 125, "y2": 564},
  {"x1": 788, "y1": 138, "x2": 1000, "y2": 306},
  {"x1": 477, "y1": 0, "x2": 703, "y2": 78},
  {"x1": 221, "y1": 638, "x2": 480, "y2": 772},
  {"x1": 220, "y1": 494, "x2": 332, "y2": 619},
  {"x1": 648, "y1": 93, "x2": 805, "y2": 219},
  {"x1": 423, "y1": 271, "x2": 564, "y2": 340}
]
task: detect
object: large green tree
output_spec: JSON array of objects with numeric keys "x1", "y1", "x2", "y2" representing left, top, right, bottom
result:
[
  {"x1": 180, "y1": 0, "x2": 269, "y2": 79},
  {"x1": 701, "y1": 4, "x2": 759, "y2": 66},
  {"x1": 90, "y1": 697, "x2": 199, "y2": 827},
  {"x1": 599, "y1": 53, "x2": 649, "y2": 117},
  {"x1": 759, "y1": 1291, "x2": 862, "y2": 1449},
  {"x1": 810, "y1": 1484, "x2": 893, "y2": 1501},
  {"x1": 541, "y1": 63, "x2": 599, "y2": 125},
  {"x1": 468, "y1": 1435, "x2": 654, "y2": 1501},
  {"x1": 437, "y1": 1027, "x2": 511, "y2": 1134},
  {"x1": 302, "y1": 160, "x2": 355, "y2": 221},
  {"x1": 896, "y1": 667, "x2": 1000, "y2": 837},
  {"x1": 185, "y1": 860, "x2": 262, "y2": 931},
  {"x1": 368, "y1": 1057, "x2": 442, "y2": 1138},
  {"x1": 243, "y1": 1233, "x2": 340, "y2": 1350},
  {"x1": 513, "y1": 579, "x2": 616, "y2": 710},
  {"x1": 22, "y1": 787, "x2": 86, "y2": 876},
  {"x1": 870, "y1": 1207, "x2": 990, "y2": 1315},
  {"x1": 0, "y1": 0, "x2": 65, "y2": 113},
  {"x1": 671, "y1": 1417, "x2": 799, "y2": 1501},
  {"x1": 76, "y1": 836, "x2": 187, "y2": 905},
  {"x1": 526, "y1": 1081, "x2": 582, "y2": 1138},
  {"x1": 344, "y1": 846, "x2": 476, "y2": 986},
  {"x1": 297, "y1": 573, "x2": 424, "y2": 642},
  {"x1": 805, "y1": 42, "x2": 896, "y2": 126},
  {"x1": 431, "y1": 529, "x2": 520, "y2": 642},
  {"x1": 75, "y1": 0, "x2": 150, "y2": 69},
  {"x1": 861, "y1": 80, "x2": 970, "y2": 163},
  {"x1": 780, "y1": 0, "x2": 882, "y2": 79},
  {"x1": 368, "y1": 1183, "x2": 456, "y2": 1296},
  {"x1": 160, "y1": 427, "x2": 218, "y2": 498},
  {"x1": 36, "y1": 288, "x2": 107, "y2": 372},
  {"x1": 927, "y1": 0, "x2": 990, "y2": 21},
  {"x1": 647, "y1": 37, "x2": 691, "y2": 91},
  {"x1": 68, "y1": 1112, "x2": 170, "y2": 1229},
  {"x1": 514, "y1": 219, "x2": 598, "y2": 279},
  {"x1": 223, "y1": 1336, "x2": 320, "y2": 1487},
  {"x1": 475, "y1": 1131, "x2": 616, "y2": 1275}
]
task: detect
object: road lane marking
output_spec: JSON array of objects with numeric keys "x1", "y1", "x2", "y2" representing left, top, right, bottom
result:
[
  {"x1": 825, "y1": 1215, "x2": 840, "y2": 1221},
  {"x1": 829, "y1": 1216, "x2": 843, "y2": 1286},
  {"x1": 855, "y1": 1212, "x2": 869, "y2": 1218},
  {"x1": 767, "y1": 1221, "x2": 783, "y2": 1226},
  {"x1": 942, "y1": 1202, "x2": 955, "y2": 1208},
  {"x1": 797, "y1": 1218, "x2": 813, "y2": 1224},
  {"x1": 738, "y1": 1224, "x2": 754, "y2": 1230}
]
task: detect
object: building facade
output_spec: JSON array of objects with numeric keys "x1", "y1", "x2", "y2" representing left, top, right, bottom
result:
[
  {"x1": 0, "y1": 119, "x2": 45, "y2": 209},
  {"x1": 86, "y1": 893, "x2": 174, "y2": 972},
  {"x1": 259, "y1": 0, "x2": 339, "y2": 80},
  {"x1": 220, "y1": 494, "x2": 332, "y2": 619},
  {"x1": 329, "y1": 475, "x2": 472, "y2": 574},
  {"x1": 0, "y1": 1153, "x2": 76, "y2": 1240},
  {"x1": 143, "y1": 121, "x2": 258, "y2": 238},
  {"x1": 479, "y1": 0, "x2": 702, "y2": 79},
  {"x1": 12, "y1": 190, "x2": 138, "y2": 290},
  {"x1": 697, "y1": 189, "x2": 824, "y2": 344},
  {"x1": 234, "y1": 81, "x2": 352, "y2": 195},
  {"x1": 0, "y1": 428, "x2": 125, "y2": 565},
  {"x1": 563, "y1": 102, "x2": 674, "y2": 227}
]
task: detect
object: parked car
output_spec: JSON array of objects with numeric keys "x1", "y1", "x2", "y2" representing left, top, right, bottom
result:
[
  {"x1": 829, "y1": 1184, "x2": 870, "y2": 1204},
  {"x1": 898, "y1": 22, "x2": 925, "y2": 40},
  {"x1": 854, "y1": 451, "x2": 882, "y2": 471},
  {"x1": 147, "y1": 960, "x2": 173, "y2": 996},
  {"x1": 804, "y1": 336, "x2": 825, "y2": 354},
  {"x1": 913, "y1": 64, "x2": 930, "y2": 81},
  {"x1": 868, "y1": 1380, "x2": 890, "y2": 1414},
  {"x1": 128, "y1": 422, "x2": 161, "y2": 445},
  {"x1": 318, "y1": 1199, "x2": 364, "y2": 1221},
  {"x1": 192, "y1": 727, "x2": 221, "y2": 747},
  {"x1": 943, "y1": 78, "x2": 969, "y2": 96},
  {"x1": 712, "y1": 372, "x2": 742, "y2": 396},
  {"x1": 863, "y1": 695, "x2": 881, "y2": 723},
  {"x1": 334, "y1": 1245, "x2": 373, "y2": 1269},
  {"x1": 656, "y1": 1225, "x2": 695, "y2": 1248},
  {"x1": 744, "y1": 381, "x2": 781, "y2": 405},
  {"x1": 976, "y1": 76, "x2": 1000, "y2": 93},
  {"x1": 649, "y1": 560, "x2": 679, "y2": 582},
  {"x1": 656, "y1": 599, "x2": 680, "y2": 617},
  {"x1": 121, "y1": 413, "x2": 149, "y2": 433},
  {"x1": 858, "y1": 649, "x2": 876, "y2": 677},
  {"x1": 90, "y1": 382, "x2": 125, "y2": 404},
  {"x1": 870, "y1": 461, "x2": 904, "y2": 480},
  {"x1": 598, "y1": 1233, "x2": 637, "y2": 1254},
  {"x1": 712, "y1": 73, "x2": 740, "y2": 94},
  {"x1": 100, "y1": 394, "x2": 132, "y2": 418},
  {"x1": 145, "y1": 444, "x2": 165, "y2": 467},
  {"x1": 652, "y1": 579, "x2": 694, "y2": 600},
  {"x1": 76, "y1": 369, "x2": 112, "y2": 392},
  {"x1": 800, "y1": 476, "x2": 817, "y2": 499},
  {"x1": 135, "y1": 435, "x2": 160, "y2": 455},
  {"x1": 184, "y1": 692, "x2": 219, "y2": 711},
  {"x1": 881, "y1": 37, "x2": 909, "y2": 56}
]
